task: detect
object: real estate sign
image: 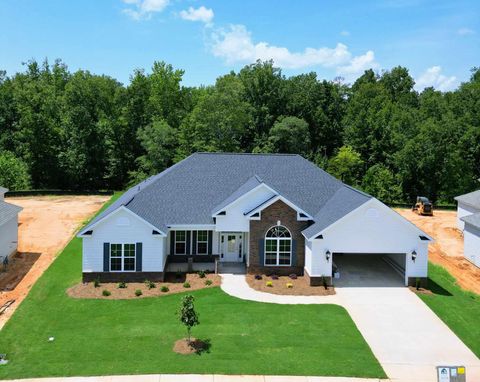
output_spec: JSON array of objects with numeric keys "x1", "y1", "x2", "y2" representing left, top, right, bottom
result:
[{"x1": 437, "y1": 366, "x2": 466, "y2": 382}]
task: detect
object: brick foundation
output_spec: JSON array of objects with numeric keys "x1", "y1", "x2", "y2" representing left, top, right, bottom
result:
[
  {"x1": 82, "y1": 272, "x2": 164, "y2": 283},
  {"x1": 407, "y1": 277, "x2": 428, "y2": 288},
  {"x1": 304, "y1": 269, "x2": 332, "y2": 287}
]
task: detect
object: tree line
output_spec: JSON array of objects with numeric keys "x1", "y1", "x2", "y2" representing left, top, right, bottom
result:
[{"x1": 0, "y1": 59, "x2": 479, "y2": 203}]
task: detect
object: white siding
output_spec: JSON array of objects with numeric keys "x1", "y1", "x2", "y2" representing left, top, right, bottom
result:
[
  {"x1": 82, "y1": 209, "x2": 164, "y2": 273},
  {"x1": 464, "y1": 224, "x2": 480, "y2": 267},
  {"x1": 457, "y1": 202, "x2": 479, "y2": 231},
  {"x1": 215, "y1": 185, "x2": 276, "y2": 232},
  {"x1": 0, "y1": 216, "x2": 19, "y2": 260},
  {"x1": 304, "y1": 198, "x2": 429, "y2": 284}
]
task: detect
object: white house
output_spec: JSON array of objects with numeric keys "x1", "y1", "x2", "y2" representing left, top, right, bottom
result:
[
  {"x1": 78, "y1": 153, "x2": 431, "y2": 286},
  {"x1": 455, "y1": 190, "x2": 480, "y2": 268},
  {"x1": 0, "y1": 187, "x2": 23, "y2": 263}
]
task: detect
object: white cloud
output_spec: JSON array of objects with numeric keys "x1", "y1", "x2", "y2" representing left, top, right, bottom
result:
[
  {"x1": 180, "y1": 6, "x2": 214, "y2": 24},
  {"x1": 122, "y1": 0, "x2": 169, "y2": 20},
  {"x1": 210, "y1": 24, "x2": 378, "y2": 74},
  {"x1": 415, "y1": 66, "x2": 457, "y2": 91},
  {"x1": 457, "y1": 27, "x2": 475, "y2": 36},
  {"x1": 336, "y1": 51, "x2": 378, "y2": 76}
]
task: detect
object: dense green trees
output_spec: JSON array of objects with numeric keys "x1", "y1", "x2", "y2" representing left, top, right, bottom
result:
[{"x1": 0, "y1": 59, "x2": 478, "y2": 203}]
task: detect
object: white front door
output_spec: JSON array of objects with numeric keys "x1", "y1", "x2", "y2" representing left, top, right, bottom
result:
[{"x1": 221, "y1": 233, "x2": 243, "y2": 262}]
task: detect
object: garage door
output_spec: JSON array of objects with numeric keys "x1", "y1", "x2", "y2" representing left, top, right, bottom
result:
[{"x1": 333, "y1": 253, "x2": 406, "y2": 287}]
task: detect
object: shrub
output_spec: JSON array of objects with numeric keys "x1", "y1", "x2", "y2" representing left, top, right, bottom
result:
[
  {"x1": 271, "y1": 274, "x2": 279, "y2": 280},
  {"x1": 416, "y1": 277, "x2": 421, "y2": 290},
  {"x1": 197, "y1": 270, "x2": 206, "y2": 278},
  {"x1": 289, "y1": 274, "x2": 297, "y2": 280},
  {"x1": 144, "y1": 280, "x2": 156, "y2": 289},
  {"x1": 102, "y1": 290, "x2": 111, "y2": 297},
  {"x1": 118, "y1": 282, "x2": 127, "y2": 289},
  {"x1": 266, "y1": 281, "x2": 273, "y2": 287},
  {"x1": 254, "y1": 274, "x2": 262, "y2": 280},
  {"x1": 161, "y1": 285, "x2": 169, "y2": 293},
  {"x1": 135, "y1": 289, "x2": 142, "y2": 297},
  {"x1": 183, "y1": 282, "x2": 191, "y2": 288},
  {"x1": 286, "y1": 283, "x2": 293, "y2": 289},
  {"x1": 93, "y1": 278, "x2": 100, "y2": 288},
  {"x1": 205, "y1": 279, "x2": 212, "y2": 286}
]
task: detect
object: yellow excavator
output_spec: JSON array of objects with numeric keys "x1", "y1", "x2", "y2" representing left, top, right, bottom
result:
[{"x1": 412, "y1": 196, "x2": 433, "y2": 216}]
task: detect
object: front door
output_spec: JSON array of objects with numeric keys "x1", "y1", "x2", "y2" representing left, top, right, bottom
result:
[{"x1": 221, "y1": 233, "x2": 243, "y2": 262}]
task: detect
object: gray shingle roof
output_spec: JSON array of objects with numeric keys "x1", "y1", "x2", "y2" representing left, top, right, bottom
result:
[
  {"x1": 0, "y1": 186, "x2": 8, "y2": 195},
  {"x1": 461, "y1": 212, "x2": 480, "y2": 230},
  {"x1": 82, "y1": 153, "x2": 372, "y2": 236},
  {"x1": 455, "y1": 190, "x2": 480, "y2": 209},
  {"x1": 212, "y1": 175, "x2": 263, "y2": 214},
  {"x1": 0, "y1": 201, "x2": 22, "y2": 227}
]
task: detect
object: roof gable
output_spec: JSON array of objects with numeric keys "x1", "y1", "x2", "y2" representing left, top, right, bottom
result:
[{"x1": 455, "y1": 190, "x2": 480, "y2": 209}]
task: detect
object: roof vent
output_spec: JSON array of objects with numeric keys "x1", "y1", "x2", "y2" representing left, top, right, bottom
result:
[
  {"x1": 83, "y1": 230, "x2": 93, "y2": 235},
  {"x1": 152, "y1": 230, "x2": 160, "y2": 235},
  {"x1": 315, "y1": 234, "x2": 323, "y2": 239},
  {"x1": 419, "y1": 235, "x2": 429, "y2": 241}
]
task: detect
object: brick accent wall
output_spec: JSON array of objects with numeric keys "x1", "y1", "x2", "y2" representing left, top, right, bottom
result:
[{"x1": 248, "y1": 200, "x2": 309, "y2": 275}]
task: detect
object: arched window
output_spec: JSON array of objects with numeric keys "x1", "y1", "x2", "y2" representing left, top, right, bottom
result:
[{"x1": 264, "y1": 225, "x2": 292, "y2": 266}]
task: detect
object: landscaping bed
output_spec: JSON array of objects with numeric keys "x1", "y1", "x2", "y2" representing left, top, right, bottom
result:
[
  {"x1": 67, "y1": 273, "x2": 221, "y2": 299},
  {"x1": 246, "y1": 274, "x2": 335, "y2": 296}
]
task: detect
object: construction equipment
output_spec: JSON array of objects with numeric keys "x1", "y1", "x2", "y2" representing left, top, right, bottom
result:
[{"x1": 412, "y1": 196, "x2": 433, "y2": 216}]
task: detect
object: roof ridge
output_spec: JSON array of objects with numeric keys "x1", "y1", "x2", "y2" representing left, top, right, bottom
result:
[{"x1": 193, "y1": 152, "x2": 300, "y2": 157}]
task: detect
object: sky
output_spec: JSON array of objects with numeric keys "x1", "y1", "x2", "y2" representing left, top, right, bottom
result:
[{"x1": 1, "y1": 0, "x2": 479, "y2": 90}]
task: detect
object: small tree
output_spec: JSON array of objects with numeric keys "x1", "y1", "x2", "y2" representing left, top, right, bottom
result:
[{"x1": 178, "y1": 295, "x2": 199, "y2": 343}]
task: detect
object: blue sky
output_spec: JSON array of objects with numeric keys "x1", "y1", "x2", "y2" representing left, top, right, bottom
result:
[{"x1": 1, "y1": 0, "x2": 479, "y2": 90}]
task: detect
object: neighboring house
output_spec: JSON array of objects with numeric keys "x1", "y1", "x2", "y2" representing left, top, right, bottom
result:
[
  {"x1": 455, "y1": 190, "x2": 480, "y2": 267},
  {"x1": 78, "y1": 153, "x2": 431, "y2": 286},
  {"x1": 454, "y1": 190, "x2": 480, "y2": 231},
  {"x1": 0, "y1": 187, "x2": 23, "y2": 263}
]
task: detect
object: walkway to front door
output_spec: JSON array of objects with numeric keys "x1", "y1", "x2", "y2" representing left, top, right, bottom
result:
[{"x1": 220, "y1": 233, "x2": 243, "y2": 262}]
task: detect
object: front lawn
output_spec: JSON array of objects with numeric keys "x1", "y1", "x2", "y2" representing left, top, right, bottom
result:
[
  {"x1": 417, "y1": 263, "x2": 480, "y2": 358},
  {"x1": 0, "y1": 194, "x2": 385, "y2": 379}
]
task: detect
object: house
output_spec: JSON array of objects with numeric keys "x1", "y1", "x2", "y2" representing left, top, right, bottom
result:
[
  {"x1": 78, "y1": 153, "x2": 431, "y2": 286},
  {"x1": 0, "y1": 187, "x2": 23, "y2": 263},
  {"x1": 454, "y1": 190, "x2": 480, "y2": 231},
  {"x1": 455, "y1": 190, "x2": 480, "y2": 267}
]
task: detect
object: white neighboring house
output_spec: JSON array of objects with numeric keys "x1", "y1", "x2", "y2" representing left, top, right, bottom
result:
[
  {"x1": 455, "y1": 190, "x2": 480, "y2": 267},
  {"x1": 454, "y1": 190, "x2": 480, "y2": 231},
  {"x1": 0, "y1": 187, "x2": 23, "y2": 263},
  {"x1": 78, "y1": 153, "x2": 432, "y2": 286}
]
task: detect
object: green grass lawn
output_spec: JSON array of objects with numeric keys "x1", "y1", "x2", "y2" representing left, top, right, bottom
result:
[
  {"x1": 418, "y1": 262, "x2": 480, "y2": 358},
  {"x1": 0, "y1": 194, "x2": 385, "y2": 380}
]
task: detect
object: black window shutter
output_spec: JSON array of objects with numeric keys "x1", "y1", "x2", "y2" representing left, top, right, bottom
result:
[
  {"x1": 258, "y1": 239, "x2": 264, "y2": 265},
  {"x1": 192, "y1": 231, "x2": 197, "y2": 255},
  {"x1": 186, "y1": 231, "x2": 191, "y2": 255},
  {"x1": 103, "y1": 242, "x2": 110, "y2": 272},
  {"x1": 136, "y1": 242, "x2": 142, "y2": 271},
  {"x1": 208, "y1": 231, "x2": 213, "y2": 254},
  {"x1": 291, "y1": 239, "x2": 297, "y2": 266},
  {"x1": 170, "y1": 232, "x2": 175, "y2": 255}
]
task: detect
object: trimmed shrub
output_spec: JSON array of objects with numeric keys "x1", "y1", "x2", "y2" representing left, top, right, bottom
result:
[
  {"x1": 160, "y1": 285, "x2": 169, "y2": 293},
  {"x1": 102, "y1": 290, "x2": 111, "y2": 297},
  {"x1": 254, "y1": 274, "x2": 262, "y2": 280},
  {"x1": 205, "y1": 279, "x2": 213, "y2": 286},
  {"x1": 93, "y1": 278, "x2": 100, "y2": 288},
  {"x1": 286, "y1": 283, "x2": 293, "y2": 289},
  {"x1": 197, "y1": 270, "x2": 206, "y2": 278},
  {"x1": 135, "y1": 289, "x2": 142, "y2": 297},
  {"x1": 183, "y1": 282, "x2": 191, "y2": 288},
  {"x1": 144, "y1": 280, "x2": 156, "y2": 289},
  {"x1": 289, "y1": 274, "x2": 297, "y2": 280},
  {"x1": 118, "y1": 282, "x2": 127, "y2": 289},
  {"x1": 271, "y1": 274, "x2": 279, "y2": 280},
  {"x1": 266, "y1": 281, "x2": 273, "y2": 287}
]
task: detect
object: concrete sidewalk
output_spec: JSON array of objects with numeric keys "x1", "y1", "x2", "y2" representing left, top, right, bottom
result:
[{"x1": 8, "y1": 375, "x2": 388, "y2": 382}]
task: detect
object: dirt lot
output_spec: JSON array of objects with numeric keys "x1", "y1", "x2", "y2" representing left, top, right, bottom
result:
[
  {"x1": 0, "y1": 195, "x2": 109, "y2": 328},
  {"x1": 396, "y1": 209, "x2": 480, "y2": 295}
]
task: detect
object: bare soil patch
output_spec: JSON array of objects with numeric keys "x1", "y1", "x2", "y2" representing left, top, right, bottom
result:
[
  {"x1": 246, "y1": 274, "x2": 335, "y2": 296},
  {"x1": 0, "y1": 195, "x2": 109, "y2": 328},
  {"x1": 68, "y1": 273, "x2": 221, "y2": 299},
  {"x1": 396, "y1": 209, "x2": 480, "y2": 295},
  {"x1": 173, "y1": 338, "x2": 210, "y2": 355}
]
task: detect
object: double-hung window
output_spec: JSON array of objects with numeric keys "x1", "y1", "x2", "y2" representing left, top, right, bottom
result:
[
  {"x1": 197, "y1": 230, "x2": 208, "y2": 254},
  {"x1": 110, "y1": 243, "x2": 136, "y2": 271},
  {"x1": 175, "y1": 231, "x2": 186, "y2": 254},
  {"x1": 264, "y1": 226, "x2": 292, "y2": 266}
]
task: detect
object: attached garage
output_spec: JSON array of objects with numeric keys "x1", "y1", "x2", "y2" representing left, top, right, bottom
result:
[{"x1": 303, "y1": 198, "x2": 432, "y2": 287}]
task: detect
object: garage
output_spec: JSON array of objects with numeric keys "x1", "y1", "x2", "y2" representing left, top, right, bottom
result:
[{"x1": 332, "y1": 253, "x2": 406, "y2": 287}]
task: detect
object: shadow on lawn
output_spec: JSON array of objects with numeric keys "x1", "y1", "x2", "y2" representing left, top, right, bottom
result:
[{"x1": 427, "y1": 278, "x2": 453, "y2": 296}]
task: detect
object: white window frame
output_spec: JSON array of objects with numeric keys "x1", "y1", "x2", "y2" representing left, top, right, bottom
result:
[
  {"x1": 264, "y1": 225, "x2": 292, "y2": 266},
  {"x1": 196, "y1": 230, "x2": 209, "y2": 255},
  {"x1": 110, "y1": 243, "x2": 136, "y2": 272},
  {"x1": 174, "y1": 231, "x2": 187, "y2": 255}
]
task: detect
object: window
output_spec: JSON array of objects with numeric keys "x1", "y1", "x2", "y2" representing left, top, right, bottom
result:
[
  {"x1": 197, "y1": 230, "x2": 208, "y2": 254},
  {"x1": 264, "y1": 226, "x2": 292, "y2": 266},
  {"x1": 175, "y1": 231, "x2": 186, "y2": 254},
  {"x1": 110, "y1": 243, "x2": 135, "y2": 272}
]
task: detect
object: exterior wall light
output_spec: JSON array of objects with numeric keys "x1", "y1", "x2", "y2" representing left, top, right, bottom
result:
[
  {"x1": 411, "y1": 250, "x2": 417, "y2": 262},
  {"x1": 325, "y1": 250, "x2": 331, "y2": 262}
]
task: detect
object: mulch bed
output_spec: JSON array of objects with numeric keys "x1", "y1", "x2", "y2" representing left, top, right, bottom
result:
[
  {"x1": 246, "y1": 274, "x2": 335, "y2": 296},
  {"x1": 67, "y1": 273, "x2": 221, "y2": 299},
  {"x1": 173, "y1": 338, "x2": 209, "y2": 355},
  {"x1": 409, "y1": 286, "x2": 433, "y2": 295}
]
